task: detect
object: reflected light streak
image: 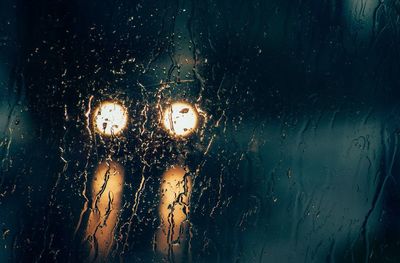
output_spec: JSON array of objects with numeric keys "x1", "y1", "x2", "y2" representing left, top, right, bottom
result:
[
  {"x1": 84, "y1": 161, "x2": 124, "y2": 262},
  {"x1": 93, "y1": 101, "x2": 128, "y2": 136},
  {"x1": 162, "y1": 101, "x2": 199, "y2": 138},
  {"x1": 156, "y1": 166, "x2": 192, "y2": 262}
]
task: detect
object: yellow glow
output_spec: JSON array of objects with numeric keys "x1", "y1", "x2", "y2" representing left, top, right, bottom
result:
[
  {"x1": 84, "y1": 161, "x2": 124, "y2": 261},
  {"x1": 93, "y1": 101, "x2": 128, "y2": 136},
  {"x1": 156, "y1": 166, "x2": 192, "y2": 260},
  {"x1": 162, "y1": 101, "x2": 198, "y2": 138}
]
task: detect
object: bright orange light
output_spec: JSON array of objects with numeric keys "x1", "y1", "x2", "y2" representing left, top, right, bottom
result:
[
  {"x1": 84, "y1": 161, "x2": 124, "y2": 261},
  {"x1": 162, "y1": 102, "x2": 199, "y2": 138},
  {"x1": 93, "y1": 101, "x2": 128, "y2": 136},
  {"x1": 156, "y1": 166, "x2": 192, "y2": 261}
]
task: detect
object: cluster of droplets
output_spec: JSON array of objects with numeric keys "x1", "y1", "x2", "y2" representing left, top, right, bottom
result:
[{"x1": 75, "y1": 91, "x2": 206, "y2": 262}]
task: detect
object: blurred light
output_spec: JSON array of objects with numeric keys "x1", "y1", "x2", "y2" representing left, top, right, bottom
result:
[
  {"x1": 93, "y1": 101, "x2": 128, "y2": 136},
  {"x1": 162, "y1": 101, "x2": 198, "y2": 138},
  {"x1": 84, "y1": 160, "x2": 124, "y2": 261},
  {"x1": 156, "y1": 165, "x2": 192, "y2": 260}
]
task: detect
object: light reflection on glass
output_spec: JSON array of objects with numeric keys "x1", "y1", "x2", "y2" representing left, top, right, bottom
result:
[
  {"x1": 156, "y1": 165, "x2": 192, "y2": 262},
  {"x1": 93, "y1": 101, "x2": 128, "y2": 136},
  {"x1": 162, "y1": 101, "x2": 199, "y2": 138},
  {"x1": 84, "y1": 160, "x2": 124, "y2": 262}
]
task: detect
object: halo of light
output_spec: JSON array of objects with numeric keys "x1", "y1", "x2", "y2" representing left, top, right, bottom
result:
[
  {"x1": 156, "y1": 165, "x2": 192, "y2": 257},
  {"x1": 93, "y1": 101, "x2": 128, "y2": 136},
  {"x1": 85, "y1": 160, "x2": 124, "y2": 260},
  {"x1": 162, "y1": 101, "x2": 198, "y2": 138}
]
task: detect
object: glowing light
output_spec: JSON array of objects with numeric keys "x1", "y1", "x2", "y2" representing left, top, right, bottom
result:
[
  {"x1": 93, "y1": 101, "x2": 128, "y2": 136},
  {"x1": 84, "y1": 161, "x2": 124, "y2": 261},
  {"x1": 162, "y1": 101, "x2": 198, "y2": 138},
  {"x1": 156, "y1": 166, "x2": 192, "y2": 260}
]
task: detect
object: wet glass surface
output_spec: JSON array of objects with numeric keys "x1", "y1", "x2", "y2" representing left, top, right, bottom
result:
[{"x1": 1, "y1": 0, "x2": 400, "y2": 262}]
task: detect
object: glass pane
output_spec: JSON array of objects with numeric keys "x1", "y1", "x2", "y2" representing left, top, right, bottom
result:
[{"x1": 1, "y1": 0, "x2": 400, "y2": 262}]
